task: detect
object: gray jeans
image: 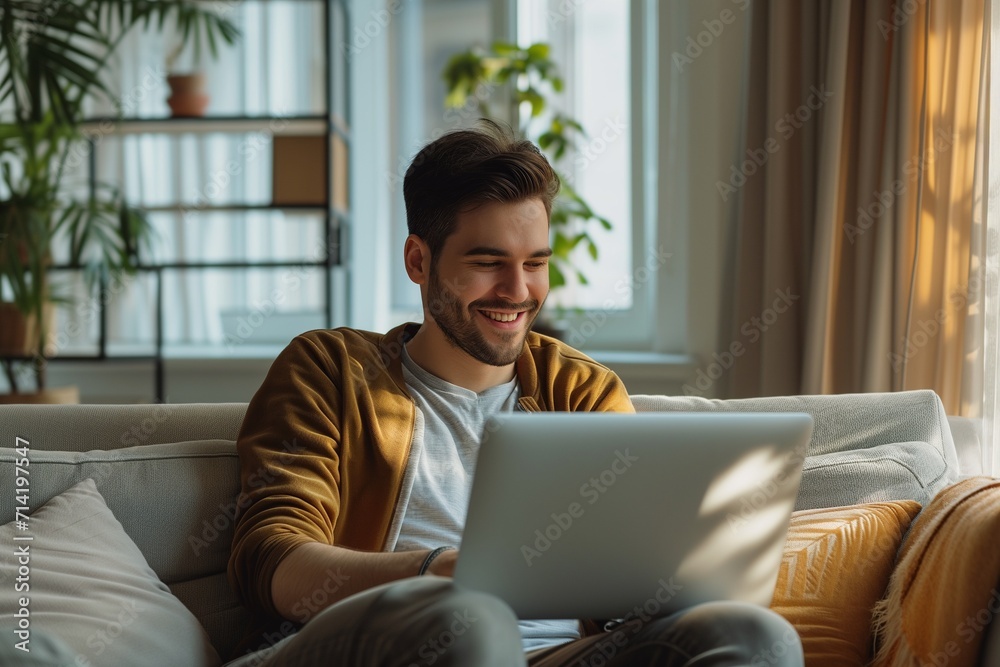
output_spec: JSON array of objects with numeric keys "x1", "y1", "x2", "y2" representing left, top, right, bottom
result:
[{"x1": 226, "y1": 577, "x2": 803, "y2": 667}]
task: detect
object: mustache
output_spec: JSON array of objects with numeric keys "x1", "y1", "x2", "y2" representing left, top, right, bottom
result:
[{"x1": 470, "y1": 299, "x2": 540, "y2": 312}]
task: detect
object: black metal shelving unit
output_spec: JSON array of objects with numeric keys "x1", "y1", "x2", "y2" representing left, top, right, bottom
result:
[{"x1": 16, "y1": 0, "x2": 351, "y2": 403}]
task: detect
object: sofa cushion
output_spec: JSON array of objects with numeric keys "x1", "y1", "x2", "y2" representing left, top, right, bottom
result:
[
  {"x1": 0, "y1": 478, "x2": 221, "y2": 667},
  {"x1": 631, "y1": 390, "x2": 959, "y2": 509},
  {"x1": 0, "y1": 440, "x2": 250, "y2": 659},
  {"x1": 771, "y1": 500, "x2": 922, "y2": 665},
  {"x1": 796, "y1": 441, "x2": 948, "y2": 510},
  {"x1": 0, "y1": 440, "x2": 240, "y2": 582},
  {"x1": 0, "y1": 403, "x2": 248, "y2": 452}
]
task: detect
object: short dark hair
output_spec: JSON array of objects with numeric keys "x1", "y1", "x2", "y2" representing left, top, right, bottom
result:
[{"x1": 403, "y1": 119, "x2": 560, "y2": 257}]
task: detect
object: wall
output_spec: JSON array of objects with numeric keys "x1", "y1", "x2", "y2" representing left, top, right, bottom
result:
[{"x1": 658, "y1": 0, "x2": 751, "y2": 396}]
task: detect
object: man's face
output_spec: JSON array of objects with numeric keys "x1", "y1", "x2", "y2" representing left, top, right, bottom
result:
[{"x1": 425, "y1": 199, "x2": 551, "y2": 366}]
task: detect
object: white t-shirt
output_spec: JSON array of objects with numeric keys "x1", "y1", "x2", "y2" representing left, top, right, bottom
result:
[{"x1": 395, "y1": 345, "x2": 581, "y2": 653}]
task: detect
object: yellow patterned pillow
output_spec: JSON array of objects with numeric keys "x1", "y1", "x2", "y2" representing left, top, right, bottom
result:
[{"x1": 769, "y1": 501, "x2": 922, "y2": 665}]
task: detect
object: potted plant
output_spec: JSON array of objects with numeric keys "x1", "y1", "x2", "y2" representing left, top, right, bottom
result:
[
  {"x1": 0, "y1": 0, "x2": 239, "y2": 402},
  {"x1": 442, "y1": 42, "x2": 614, "y2": 308},
  {"x1": 165, "y1": 13, "x2": 237, "y2": 117}
]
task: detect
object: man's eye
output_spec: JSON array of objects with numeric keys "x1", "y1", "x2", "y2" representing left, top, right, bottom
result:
[
  {"x1": 526, "y1": 261, "x2": 548, "y2": 269},
  {"x1": 473, "y1": 262, "x2": 500, "y2": 268}
]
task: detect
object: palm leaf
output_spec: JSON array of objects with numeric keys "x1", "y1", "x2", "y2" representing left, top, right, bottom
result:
[
  {"x1": 42, "y1": 69, "x2": 74, "y2": 126},
  {"x1": 0, "y1": 73, "x2": 13, "y2": 107}
]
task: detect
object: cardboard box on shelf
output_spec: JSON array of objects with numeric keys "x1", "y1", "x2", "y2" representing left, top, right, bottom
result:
[{"x1": 272, "y1": 135, "x2": 327, "y2": 206}]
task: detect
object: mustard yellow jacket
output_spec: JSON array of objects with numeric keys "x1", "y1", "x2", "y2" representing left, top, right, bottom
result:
[{"x1": 228, "y1": 322, "x2": 634, "y2": 617}]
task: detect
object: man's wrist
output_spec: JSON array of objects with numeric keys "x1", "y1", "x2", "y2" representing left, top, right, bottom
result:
[{"x1": 418, "y1": 546, "x2": 455, "y2": 576}]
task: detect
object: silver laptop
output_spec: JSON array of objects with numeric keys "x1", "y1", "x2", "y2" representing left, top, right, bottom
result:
[{"x1": 452, "y1": 411, "x2": 814, "y2": 619}]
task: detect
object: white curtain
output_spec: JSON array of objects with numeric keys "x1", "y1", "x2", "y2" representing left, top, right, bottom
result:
[{"x1": 982, "y1": 0, "x2": 1000, "y2": 476}]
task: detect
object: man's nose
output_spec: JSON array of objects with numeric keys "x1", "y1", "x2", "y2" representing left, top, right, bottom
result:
[{"x1": 496, "y1": 266, "x2": 529, "y2": 303}]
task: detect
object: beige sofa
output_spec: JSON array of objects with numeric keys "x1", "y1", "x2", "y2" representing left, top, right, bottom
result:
[{"x1": 0, "y1": 390, "x2": 997, "y2": 665}]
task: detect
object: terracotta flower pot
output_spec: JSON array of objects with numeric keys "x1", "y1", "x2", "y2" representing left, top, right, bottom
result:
[
  {"x1": 0, "y1": 303, "x2": 72, "y2": 402},
  {"x1": 0, "y1": 302, "x2": 55, "y2": 357},
  {"x1": 0, "y1": 303, "x2": 29, "y2": 356},
  {"x1": 166, "y1": 72, "x2": 210, "y2": 117}
]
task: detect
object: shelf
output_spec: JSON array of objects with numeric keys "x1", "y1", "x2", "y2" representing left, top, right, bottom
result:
[
  {"x1": 1, "y1": 354, "x2": 158, "y2": 362},
  {"x1": 161, "y1": 343, "x2": 288, "y2": 360},
  {"x1": 140, "y1": 203, "x2": 328, "y2": 214},
  {"x1": 56, "y1": 0, "x2": 351, "y2": 403},
  {"x1": 80, "y1": 115, "x2": 330, "y2": 136},
  {"x1": 50, "y1": 260, "x2": 330, "y2": 271},
  {"x1": 151, "y1": 260, "x2": 331, "y2": 270},
  {"x1": 17, "y1": 342, "x2": 304, "y2": 362}
]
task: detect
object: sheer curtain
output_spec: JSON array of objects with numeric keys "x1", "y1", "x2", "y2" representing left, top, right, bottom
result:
[
  {"x1": 981, "y1": 0, "x2": 1000, "y2": 475},
  {"x1": 68, "y1": 1, "x2": 327, "y2": 353}
]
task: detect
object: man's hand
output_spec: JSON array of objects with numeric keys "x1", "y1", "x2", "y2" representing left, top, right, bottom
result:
[{"x1": 424, "y1": 548, "x2": 459, "y2": 577}]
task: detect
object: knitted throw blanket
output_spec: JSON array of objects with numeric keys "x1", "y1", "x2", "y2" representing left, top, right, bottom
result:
[{"x1": 872, "y1": 477, "x2": 1000, "y2": 667}]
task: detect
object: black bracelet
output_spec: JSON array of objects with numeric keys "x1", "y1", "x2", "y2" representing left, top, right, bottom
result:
[{"x1": 418, "y1": 546, "x2": 454, "y2": 576}]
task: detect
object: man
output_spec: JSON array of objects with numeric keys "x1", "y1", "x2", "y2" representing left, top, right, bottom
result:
[{"x1": 228, "y1": 121, "x2": 803, "y2": 666}]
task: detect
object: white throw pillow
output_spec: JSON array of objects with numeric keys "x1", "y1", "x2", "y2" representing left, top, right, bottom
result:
[{"x1": 0, "y1": 478, "x2": 221, "y2": 667}]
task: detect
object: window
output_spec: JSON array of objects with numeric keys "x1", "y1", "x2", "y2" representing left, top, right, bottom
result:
[
  {"x1": 380, "y1": 0, "x2": 659, "y2": 349},
  {"x1": 516, "y1": 0, "x2": 659, "y2": 350}
]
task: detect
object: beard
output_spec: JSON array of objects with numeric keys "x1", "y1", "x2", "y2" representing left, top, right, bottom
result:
[{"x1": 426, "y1": 267, "x2": 542, "y2": 367}]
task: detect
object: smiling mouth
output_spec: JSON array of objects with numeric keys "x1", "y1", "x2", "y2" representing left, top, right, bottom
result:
[{"x1": 480, "y1": 310, "x2": 523, "y2": 323}]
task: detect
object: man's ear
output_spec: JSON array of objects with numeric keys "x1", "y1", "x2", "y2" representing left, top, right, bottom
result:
[{"x1": 403, "y1": 234, "x2": 432, "y2": 285}]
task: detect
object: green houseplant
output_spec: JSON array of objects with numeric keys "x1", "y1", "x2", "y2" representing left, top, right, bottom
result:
[
  {"x1": 442, "y1": 41, "x2": 613, "y2": 294},
  {"x1": 0, "y1": 0, "x2": 239, "y2": 399}
]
